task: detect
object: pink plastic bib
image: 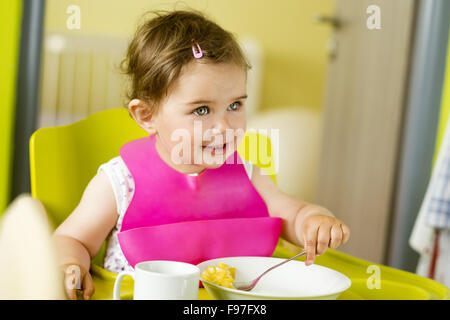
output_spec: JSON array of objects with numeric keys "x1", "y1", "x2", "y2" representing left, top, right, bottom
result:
[{"x1": 117, "y1": 135, "x2": 282, "y2": 267}]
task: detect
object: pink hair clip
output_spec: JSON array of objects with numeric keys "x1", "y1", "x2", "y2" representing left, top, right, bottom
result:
[{"x1": 191, "y1": 39, "x2": 203, "y2": 59}]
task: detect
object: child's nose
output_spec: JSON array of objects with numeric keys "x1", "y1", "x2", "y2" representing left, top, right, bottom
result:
[{"x1": 211, "y1": 117, "x2": 231, "y2": 135}]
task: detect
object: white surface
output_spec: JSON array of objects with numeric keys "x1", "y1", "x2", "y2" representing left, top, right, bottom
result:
[
  {"x1": 39, "y1": 33, "x2": 128, "y2": 128},
  {"x1": 239, "y1": 36, "x2": 264, "y2": 119},
  {"x1": 247, "y1": 107, "x2": 322, "y2": 202},
  {"x1": 197, "y1": 256, "x2": 351, "y2": 300}
]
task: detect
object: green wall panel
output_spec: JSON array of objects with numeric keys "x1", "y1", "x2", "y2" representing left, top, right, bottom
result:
[{"x1": 0, "y1": 0, "x2": 22, "y2": 213}]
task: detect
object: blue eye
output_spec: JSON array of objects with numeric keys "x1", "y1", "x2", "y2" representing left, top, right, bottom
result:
[
  {"x1": 193, "y1": 106, "x2": 209, "y2": 116},
  {"x1": 228, "y1": 101, "x2": 241, "y2": 111}
]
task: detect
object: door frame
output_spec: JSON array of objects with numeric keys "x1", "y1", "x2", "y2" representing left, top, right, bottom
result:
[{"x1": 387, "y1": 0, "x2": 450, "y2": 272}]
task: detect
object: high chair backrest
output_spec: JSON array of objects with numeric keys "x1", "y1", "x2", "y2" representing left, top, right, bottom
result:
[{"x1": 30, "y1": 107, "x2": 277, "y2": 267}]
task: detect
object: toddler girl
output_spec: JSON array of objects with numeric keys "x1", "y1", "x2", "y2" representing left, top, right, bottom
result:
[{"x1": 53, "y1": 9, "x2": 350, "y2": 300}]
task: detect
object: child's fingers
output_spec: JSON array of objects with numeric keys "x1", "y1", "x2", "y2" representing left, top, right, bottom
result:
[
  {"x1": 303, "y1": 226, "x2": 318, "y2": 266},
  {"x1": 82, "y1": 271, "x2": 95, "y2": 300},
  {"x1": 341, "y1": 223, "x2": 350, "y2": 244},
  {"x1": 63, "y1": 271, "x2": 78, "y2": 300},
  {"x1": 316, "y1": 224, "x2": 331, "y2": 255},
  {"x1": 329, "y1": 223, "x2": 343, "y2": 249},
  {"x1": 65, "y1": 286, "x2": 78, "y2": 300}
]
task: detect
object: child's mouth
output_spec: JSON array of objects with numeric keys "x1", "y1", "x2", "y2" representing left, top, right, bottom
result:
[{"x1": 202, "y1": 143, "x2": 227, "y2": 155}]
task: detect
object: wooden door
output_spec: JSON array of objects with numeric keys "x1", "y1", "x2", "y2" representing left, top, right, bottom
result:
[{"x1": 315, "y1": 0, "x2": 416, "y2": 263}]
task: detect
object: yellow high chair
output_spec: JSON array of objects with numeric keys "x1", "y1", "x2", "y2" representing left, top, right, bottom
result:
[{"x1": 30, "y1": 108, "x2": 449, "y2": 300}]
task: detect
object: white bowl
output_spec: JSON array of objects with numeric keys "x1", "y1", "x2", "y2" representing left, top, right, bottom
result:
[{"x1": 197, "y1": 256, "x2": 351, "y2": 300}]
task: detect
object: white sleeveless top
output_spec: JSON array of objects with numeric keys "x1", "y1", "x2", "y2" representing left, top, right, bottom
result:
[{"x1": 98, "y1": 156, "x2": 254, "y2": 273}]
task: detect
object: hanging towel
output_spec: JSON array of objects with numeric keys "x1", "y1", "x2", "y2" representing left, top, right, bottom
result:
[
  {"x1": 424, "y1": 121, "x2": 450, "y2": 229},
  {"x1": 411, "y1": 28, "x2": 450, "y2": 287},
  {"x1": 409, "y1": 174, "x2": 437, "y2": 277},
  {"x1": 409, "y1": 112, "x2": 450, "y2": 286}
]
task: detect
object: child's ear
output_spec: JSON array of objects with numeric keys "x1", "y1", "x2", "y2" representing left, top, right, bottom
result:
[{"x1": 128, "y1": 99, "x2": 157, "y2": 135}]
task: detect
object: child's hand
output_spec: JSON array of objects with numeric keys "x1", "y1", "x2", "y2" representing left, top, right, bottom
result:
[
  {"x1": 299, "y1": 214, "x2": 350, "y2": 266},
  {"x1": 61, "y1": 264, "x2": 95, "y2": 300}
]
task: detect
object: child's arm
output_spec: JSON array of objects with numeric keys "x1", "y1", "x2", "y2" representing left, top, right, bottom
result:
[
  {"x1": 250, "y1": 165, "x2": 350, "y2": 266},
  {"x1": 52, "y1": 170, "x2": 118, "y2": 299}
]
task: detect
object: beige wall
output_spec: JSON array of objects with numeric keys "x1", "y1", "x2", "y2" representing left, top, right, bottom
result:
[{"x1": 44, "y1": 0, "x2": 334, "y2": 111}]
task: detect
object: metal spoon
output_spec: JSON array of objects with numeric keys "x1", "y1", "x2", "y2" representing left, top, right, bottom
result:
[{"x1": 234, "y1": 251, "x2": 307, "y2": 291}]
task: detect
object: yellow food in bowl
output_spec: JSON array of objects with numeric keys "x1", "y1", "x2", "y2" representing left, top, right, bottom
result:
[{"x1": 201, "y1": 263, "x2": 236, "y2": 289}]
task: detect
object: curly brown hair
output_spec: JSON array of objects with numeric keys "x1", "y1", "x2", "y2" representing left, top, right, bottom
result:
[{"x1": 121, "y1": 9, "x2": 251, "y2": 115}]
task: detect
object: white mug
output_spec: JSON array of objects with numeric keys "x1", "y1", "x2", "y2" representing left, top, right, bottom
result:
[{"x1": 113, "y1": 260, "x2": 200, "y2": 300}]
